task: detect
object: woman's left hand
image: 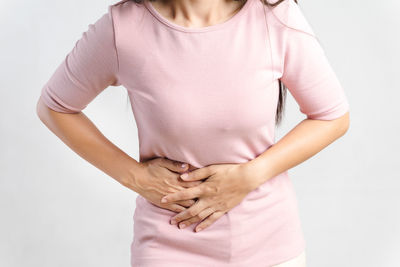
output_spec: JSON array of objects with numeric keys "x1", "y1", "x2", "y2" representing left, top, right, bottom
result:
[{"x1": 160, "y1": 163, "x2": 258, "y2": 232}]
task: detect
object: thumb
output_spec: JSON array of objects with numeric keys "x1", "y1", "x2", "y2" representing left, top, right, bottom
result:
[{"x1": 180, "y1": 166, "x2": 212, "y2": 181}]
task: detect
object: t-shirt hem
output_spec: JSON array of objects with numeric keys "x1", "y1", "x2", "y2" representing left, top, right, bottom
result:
[
  {"x1": 232, "y1": 238, "x2": 306, "y2": 266},
  {"x1": 131, "y1": 241, "x2": 306, "y2": 267}
]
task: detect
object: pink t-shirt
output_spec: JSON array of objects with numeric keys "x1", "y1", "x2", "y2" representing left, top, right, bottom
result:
[{"x1": 40, "y1": 0, "x2": 349, "y2": 265}]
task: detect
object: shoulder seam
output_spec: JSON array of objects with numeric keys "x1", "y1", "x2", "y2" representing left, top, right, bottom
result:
[{"x1": 266, "y1": 1, "x2": 317, "y2": 39}]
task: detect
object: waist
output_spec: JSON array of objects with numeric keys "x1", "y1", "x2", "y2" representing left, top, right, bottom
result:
[{"x1": 135, "y1": 171, "x2": 293, "y2": 220}]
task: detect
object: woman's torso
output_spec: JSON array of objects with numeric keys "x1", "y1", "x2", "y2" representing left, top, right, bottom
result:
[{"x1": 109, "y1": 0, "x2": 307, "y2": 265}]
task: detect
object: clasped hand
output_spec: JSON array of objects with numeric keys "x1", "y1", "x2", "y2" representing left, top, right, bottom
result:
[{"x1": 160, "y1": 163, "x2": 256, "y2": 233}]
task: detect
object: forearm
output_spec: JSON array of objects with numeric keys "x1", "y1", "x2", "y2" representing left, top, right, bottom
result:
[
  {"x1": 241, "y1": 112, "x2": 350, "y2": 190},
  {"x1": 36, "y1": 97, "x2": 143, "y2": 192}
]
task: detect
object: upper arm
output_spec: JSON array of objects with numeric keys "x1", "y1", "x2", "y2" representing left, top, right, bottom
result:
[
  {"x1": 39, "y1": 5, "x2": 120, "y2": 114},
  {"x1": 279, "y1": 0, "x2": 350, "y2": 121}
]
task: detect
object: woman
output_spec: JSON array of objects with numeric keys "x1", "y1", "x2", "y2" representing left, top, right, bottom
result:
[{"x1": 37, "y1": 0, "x2": 350, "y2": 266}]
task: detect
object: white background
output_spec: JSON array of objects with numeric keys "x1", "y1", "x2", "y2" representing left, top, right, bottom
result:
[{"x1": 1, "y1": 0, "x2": 399, "y2": 266}]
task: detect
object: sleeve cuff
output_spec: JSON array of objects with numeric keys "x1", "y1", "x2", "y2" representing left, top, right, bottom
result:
[{"x1": 40, "y1": 85, "x2": 82, "y2": 114}]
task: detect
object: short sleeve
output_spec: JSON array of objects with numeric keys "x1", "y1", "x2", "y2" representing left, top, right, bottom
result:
[
  {"x1": 40, "y1": 5, "x2": 120, "y2": 113},
  {"x1": 279, "y1": 1, "x2": 350, "y2": 120}
]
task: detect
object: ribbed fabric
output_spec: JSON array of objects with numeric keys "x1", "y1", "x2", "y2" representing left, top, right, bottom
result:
[{"x1": 40, "y1": 0, "x2": 349, "y2": 266}]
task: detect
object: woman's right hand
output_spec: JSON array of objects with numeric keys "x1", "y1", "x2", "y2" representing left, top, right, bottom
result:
[{"x1": 128, "y1": 157, "x2": 203, "y2": 213}]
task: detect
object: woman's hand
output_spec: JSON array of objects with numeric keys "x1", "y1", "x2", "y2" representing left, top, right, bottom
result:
[
  {"x1": 160, "y1": 163, "x2": 257, "y2": 232},
  {"x1": 125, "y1": 157, "x2": 204, "y2": 213}
]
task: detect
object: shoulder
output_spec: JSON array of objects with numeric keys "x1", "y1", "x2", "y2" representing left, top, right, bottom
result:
[
  {"x1": 262, "y1": 0, "x2": 316, "y2": 37},
  {"x1": 108, "y1": 0, "x2": 146, "y2": 23}
]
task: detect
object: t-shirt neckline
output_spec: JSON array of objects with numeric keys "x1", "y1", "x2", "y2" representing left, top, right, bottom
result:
[{"x1": 143, "y1": 0, "x2": 253, "y2": 33}]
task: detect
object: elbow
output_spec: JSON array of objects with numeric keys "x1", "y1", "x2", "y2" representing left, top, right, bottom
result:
[
  {"x1": 36, "y1": 96, "x2": 47, "y2": 122},
  {"x1": 343, "y1": 112, "x2": 350, "y2": 133},
  {"x1": 334, "y1": 111, "x2": 350, "y2": 137},
  {"x1": 309, "y1": 111, "x2": 350, "y2": 138},
  {"x1": 36, "y1": 95, "x2": 55, "y2": 125}
]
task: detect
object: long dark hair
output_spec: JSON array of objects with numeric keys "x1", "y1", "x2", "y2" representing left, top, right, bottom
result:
[{"x1": 128, "y1": 0, "x2": 298, "y2": 126}]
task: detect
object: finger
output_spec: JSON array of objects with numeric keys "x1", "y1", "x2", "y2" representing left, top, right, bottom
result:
[
  {"x1": 179, "y1": 180, "x2": 204, "y2": 188},
  {"x1": 170, "y1": 200, "x2": 207, "y2": 225},
  {"x1": 177, "y1": 199, "x2": 196, "y2": 207},
  {"x1": 180, "y1": 165, "x2": 214, "y2": 181},
  {"x1": 161, "y1": 185, "x2": 203, "y2": 203},
  {"x1": 177, "y1": 214, "x2": 202, "y2": 229},
  {"x1": 167, "y1": 203, "x2": 187, "y2": 213},
  {"x1": 194, "y1": 211, "x2": 226, "y2": 232},
  {"x1": 158, "y1": 157, "x2": 189, "y2": 173},
  {"x1": 178, "y1": 207, "x2": 215, "y2": 229}
]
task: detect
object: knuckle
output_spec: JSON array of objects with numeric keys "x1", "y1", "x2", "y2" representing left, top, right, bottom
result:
[
  {"x1": 204, "y1": 186, "x2": 215, "y2": 195},
  {"x1": 145, "y1": 160, "x2": 153, "y2": 167},
  {"x1": 201, "y1": 186, "x2": 209, "y2": 194}
]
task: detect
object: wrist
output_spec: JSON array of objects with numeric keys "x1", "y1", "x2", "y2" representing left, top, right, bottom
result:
[
  {"x1": 119, "y1": 159, "x2": 146, "y2": 194},
  {"x1": 239, "y1": 158, "x2": 272, "y2": 191}
]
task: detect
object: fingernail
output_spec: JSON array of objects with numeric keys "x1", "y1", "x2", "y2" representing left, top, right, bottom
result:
[
  {"x1": 161, "y1": 197, "x2": 167, "y2": 203},
  {"x1": 181, "y1": 163, "x2": 187, "y2": 168},
  {"x1": 179, "y1": 223, "x2": 186, "y2": 229},
  {"x1": 180, "y1": 173, "x2": 188, "y2": 180},
  {"x1": 195, "y1": 227, "x2": 202, "y2": 232},
  {"x1": 170, "y1": 219, "x2": 176, "y2": 225}
]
